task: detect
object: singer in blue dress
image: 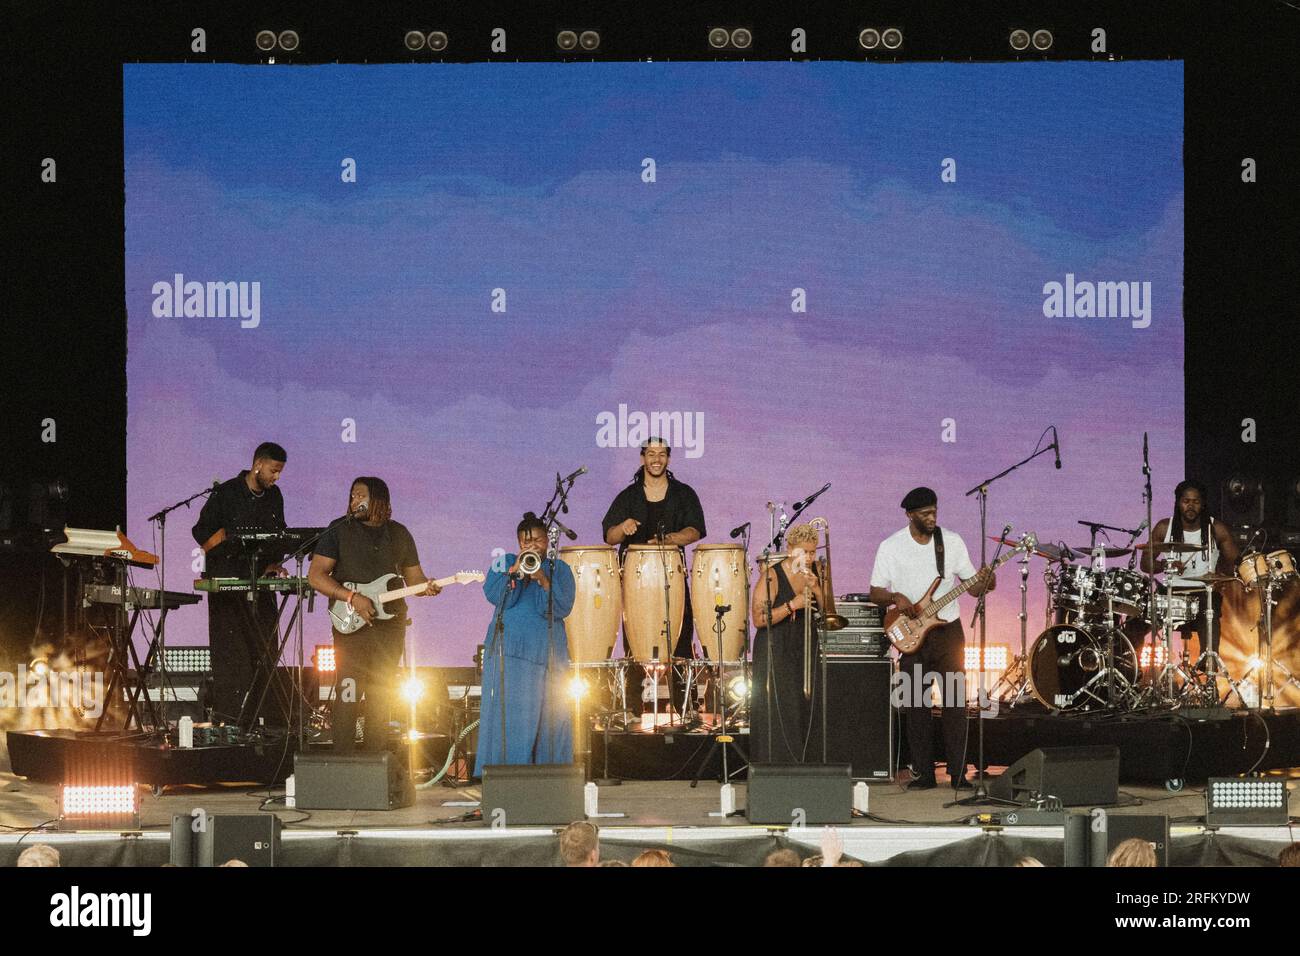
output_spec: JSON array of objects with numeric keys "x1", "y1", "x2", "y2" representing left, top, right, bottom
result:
[{"x1": 474, "y1": 513, "x2": 576, "y2": 777}]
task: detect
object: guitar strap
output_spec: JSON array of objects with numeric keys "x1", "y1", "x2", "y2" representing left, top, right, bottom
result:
[{"x1": 934, "y1": 526, "x2": 945, "y2": 579}]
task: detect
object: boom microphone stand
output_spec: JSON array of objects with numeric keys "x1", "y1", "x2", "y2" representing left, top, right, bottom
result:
[{"x1": 955, "y1": 430, "x2": 1059, "y2": 807}]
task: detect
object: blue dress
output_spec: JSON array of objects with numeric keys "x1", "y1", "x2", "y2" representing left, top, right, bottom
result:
[{"x1": 474, "y1": 555, "x2": 576, "y2": 777}]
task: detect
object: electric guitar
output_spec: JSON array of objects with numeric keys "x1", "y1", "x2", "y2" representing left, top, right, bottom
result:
[
  {"x1": 883, "y1": 533, "x2": 1036, "y2": 654},
  {"x1": 329, "y1": 570, "x2": 484, "y2": 634}
]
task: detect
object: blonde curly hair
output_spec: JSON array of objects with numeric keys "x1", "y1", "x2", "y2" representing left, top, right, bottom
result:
[{"x1": 786, "y1": 524, "x2": 820, "y2": 550}]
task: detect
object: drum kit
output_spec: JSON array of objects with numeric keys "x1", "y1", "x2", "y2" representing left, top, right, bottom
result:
[
  {"x1": 561, "y1": 541, "x2": 752, "y2": 731},
  {"x1": 989, "y1": 526, "x2": 1299, "y2": 714}
]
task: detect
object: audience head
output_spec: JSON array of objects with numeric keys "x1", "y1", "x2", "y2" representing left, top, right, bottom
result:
[
  {"x1": 1107, "y1": 838, "x2": 1157, "y2": 868},
  {"x1": 631, "y1": 849, "x2": 674, "y2": 867},
  {"x1": 1014, "y1": 856, "x2": 1045, "y2": 867},
  {"x1": 559, "y1": 821, "x2": 600, "y2": 867},
  {"x1": 1279, "y1": 843, "x2": 1300, "y2": 867},
  {"x1": 762, "y1": 848, "x2": 801, "y2": 867},
  {"x1": 16, "y1": 844, "x2": 60, "y2": 867}
]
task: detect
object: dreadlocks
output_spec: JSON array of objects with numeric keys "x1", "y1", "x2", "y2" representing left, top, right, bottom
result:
[
  {"x1": 350, "y1": 476, "x2": 393, "y2": 524},
  {"x1": 1171, "y1": 479, "x2": 1209, "y2": 542}
]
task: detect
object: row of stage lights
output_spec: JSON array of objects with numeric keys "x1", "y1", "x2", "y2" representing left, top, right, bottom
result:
[{"x1": 251, "y1": 27, "x2": 1059, "y2": 56}]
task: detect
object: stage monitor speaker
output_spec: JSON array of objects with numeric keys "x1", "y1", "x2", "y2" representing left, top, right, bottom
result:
[
  {"x1": 1089, "y1": 812, "x2": 1169, "y2": 867},
  {"x1": 170, "y1": 813, "x2": 281, "y2": 866},
  {"x1": 745, "y1": 763, "x2": 853, "y2": 825},
  {"x1": 480, "y1": 764, "x2": 584, "y2": 826},
  {"x1": 814, "y1": 656, "x2": 894, "y2": 779},
  {"x1": 294, "y1": 751, "x2": 414, "y2": 810},
  {"x1": 989, "y1": 745, "x2": 1119, "y2": 807}
]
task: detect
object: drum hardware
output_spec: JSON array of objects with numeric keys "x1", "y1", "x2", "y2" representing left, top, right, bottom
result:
[
  {"x1": 988, "y1": 546, "x2": 1034, "y2": 708},
  {"x1": 688, "y1": 603, "x2": 750, "y2": 794}
]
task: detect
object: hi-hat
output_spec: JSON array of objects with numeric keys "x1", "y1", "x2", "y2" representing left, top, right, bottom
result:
[
  {"x1": 989, "y1": 536, "x2": 1074, "y2": 563},
  {"x1": 1070, "y1": 545, "x2": 1132, "y2": 559}
]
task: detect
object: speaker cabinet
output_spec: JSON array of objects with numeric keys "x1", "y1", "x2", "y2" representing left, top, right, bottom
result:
[
  {"x1": 1090, "y1": 812, "x2": 1169, "y2": 867},
  {"x1": 813, "y1": 656, "x2": 894, "y2": 779},
  {"x1": 294, "y1": 751, "x2": 414, "y2": 810},
  {"x1": 170, "y1": 813, "x2": 281, "y2": 867},
  {"x1": 745, "y1": 763, "x2": 853, "y2": 824},
  {"x1": 989, "y1": 745, "x2": 1120, "y2": 806},
  {"x1": 480, "y1": 764, "x2": 585, "y2": 826}
]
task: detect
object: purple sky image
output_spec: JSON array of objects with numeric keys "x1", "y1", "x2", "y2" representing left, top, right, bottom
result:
[{"x1": 124, "y1": 62, "x2": 1184, "y2": 665}]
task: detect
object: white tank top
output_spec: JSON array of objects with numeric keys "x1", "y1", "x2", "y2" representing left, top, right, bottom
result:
[{"x1": 1162, "y1": 517, "x2": 1217, "y2": 586}]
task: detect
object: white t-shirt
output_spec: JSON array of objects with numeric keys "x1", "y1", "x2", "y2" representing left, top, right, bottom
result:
[{"x1": 869, "y1": 526, "x2": 978, "y2": 623}]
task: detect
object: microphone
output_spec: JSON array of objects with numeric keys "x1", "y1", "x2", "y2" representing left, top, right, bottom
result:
[
  {"x1": 793, "y1": 482, "x2": 832, "y2": 511},
  {"x1": 1052, "y1": 427, "x2": 1062, "y2": 470},
  {"x1": 1002, "y1": 523, "x2": 1013, "y2": 537},
  {"x1": 729, "y1": 521, "x2": 751, "y2": 539},
  {"x1": 562, "y1": 465, "x2": 588, "y2": 483}
]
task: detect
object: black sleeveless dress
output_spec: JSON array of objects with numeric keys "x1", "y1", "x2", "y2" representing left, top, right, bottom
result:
[{"x1": 750, "y1": 562, "x2": 820, "y2": 763}]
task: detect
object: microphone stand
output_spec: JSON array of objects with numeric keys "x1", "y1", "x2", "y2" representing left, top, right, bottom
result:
[
  {"x1": 956, "y1": 437, "x2": 1057, "y2": 807},
  {"x1": 145, "y1": 482, "x2": 219, "y2": 740},
  {"x1": 541, "y1": 471, "x2": 580, "y2": 769}
]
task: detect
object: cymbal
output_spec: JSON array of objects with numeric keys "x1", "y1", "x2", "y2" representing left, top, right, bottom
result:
[
  {"x1": 1136, "y1": 541, "x2": 1204, "y2": 555},
  {"x1": 1178, "y1": 573, "x2": 1238, "y2": 585},
  {"x1": 989, "y1": 535, "x2": 1075, "y2": 563},
  {"x1": 1070, "y1": 546, "x2": 1132, "y2": 558}
]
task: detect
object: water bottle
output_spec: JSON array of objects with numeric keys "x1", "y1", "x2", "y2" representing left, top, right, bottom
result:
[
  {"x1": 853, "y1": 781, "x2": 870, "y2": 814},
  {"x1": 584, "y1": 782, "x2": 598, "y2": 817},
  {"x1": 285, "y1": 774, "x2": 296, "y2": 809},
  {"x1": 178, "y1": 715, "x2": 193, "y2": 749}
]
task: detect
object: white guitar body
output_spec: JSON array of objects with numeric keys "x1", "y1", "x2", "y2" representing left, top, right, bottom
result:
[{"x1": 329, "y1": 570, "x2": 484, "y2": 634}]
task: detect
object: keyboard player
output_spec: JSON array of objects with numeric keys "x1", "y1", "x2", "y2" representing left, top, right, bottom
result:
[{"x1": 191, "y1": 442, "x2": 289, "y2": 726}]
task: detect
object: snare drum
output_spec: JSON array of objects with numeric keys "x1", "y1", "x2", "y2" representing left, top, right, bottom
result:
[
  {"x1": 1102, "y1": 567, "x2": 1151, "y2": 617},
  {"x1": 559, "y1": 545, "x2": 622, "y2": 664},
  {"x1": 690, "y1": 544, "x2": 749, "y2": 661},
  {"x1": 622, "y1": 544, "x2": 685, "y2": 662},
  {"x1": 1149, "y1": 590, "x2": 1201, "y2": 627},
  {"x1": 1237, "y1": 552, "x2": 1270, "y2": 588}
]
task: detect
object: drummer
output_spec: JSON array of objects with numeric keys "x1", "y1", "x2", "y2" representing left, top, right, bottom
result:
[
  {"x1": 602, "y1": 438, "x2": 707, "y2": 708},
  {"x1": 1135, "y1": 479, "x2": 1239, "y2": 658}
]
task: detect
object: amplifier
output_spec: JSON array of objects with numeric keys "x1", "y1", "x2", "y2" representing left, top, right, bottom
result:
[
  {"x1": 294, "y1": 751, "x2": 414, "y2": 810},
  {"x1": 823, "y1": 599, "x2": 889, "y2": 657},
  {"x1": 812, "y1": 656, "x2": 894, "y2": 779},
  {"x1": 835, "y1": 598, "x2": 884, "y2": 628}
]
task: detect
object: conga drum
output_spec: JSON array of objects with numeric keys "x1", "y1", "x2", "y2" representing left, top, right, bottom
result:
[
  {"x1": 559, "y1": 545, "x2": 622, "y2": 663},
  {"x1": 691, "y1": 544, "x2": 749, "y2": 661},
  {"x1": 622, "y1": 544, "x2": 685, "y2": 661}
]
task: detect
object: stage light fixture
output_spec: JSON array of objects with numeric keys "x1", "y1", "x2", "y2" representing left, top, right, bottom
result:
[
  {"x1": 1222, "y1": 476, "x2": 1265, "y2": 528},
  {"x1": 708, "y1": 27, "x2": 730, "y2": 49},
  {"x1": 404, "y1": 30, "x2": 425, "y2": 51},
  {"x1": 400, "y1": 675, "x2": 424, "y2": 705},
  {"x1": 30, "y1": 656, "x2": 50, "y2": 678},
  {"x1": 427, "y1": 31, "x2": 449, "y2": 52},
  {"x1": 726, "y1": 675, "x2": 749, "y2": 703},
  {"x1": 59, "y1": 784, "x2": 140, "y2": 831},
  {"x1": 730, "y1": 28, "x2": 752, "y2": 50},
  {"x1": 579, "y1": 30, "x2": 601, "y2": 52},
  {"x1": 1139, "y1": 644, "x2": 1169, "y2": 669},
  {"x1": 314, "y1": 645, "x2": 336, "y2": 673},
  {"x1": 1032, "y1": 29, "x2": 1054, "y2": 51},
  {"x1": 1009, "y1": 29, "x2": 1031, "y2": 52},
  {"x1": 859, "y1": 28, "x2": 881, "y2": 50},
  {"x1": 964, "y1": 644, "x2": 1010, "y2": 671},
  {"x1": 255, "y1": 30, "x2": 277, "y2": 52},
  {"x1": 278, "y1": 30, "x2": 300, "y2": 52},
  {"x1": 1205, "y1": 777, "x2": 1289, "y2": 826},
  {"x1": 881, "y1": 28, "x2": 903, "y2": 50},
  {"x1": 568, "y1": 676, "x2": 589, "y2": 701},
  {"x1": 557, "y1": 30, "x2": 578, "y2": 51},
  {"x1": 163, "y1": 646, "x2": 211, "y2": 673}
]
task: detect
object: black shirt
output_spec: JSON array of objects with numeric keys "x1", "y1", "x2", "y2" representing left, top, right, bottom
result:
[
  {"x1": 315, "y1": 518, "x2": 420, "y2": 616},
  {"x1": 601, "y1": 475, "x2": 707, "y2": 559},
  {"x1": 192, "y1": 471, "x2": 287, "y2": 579}
]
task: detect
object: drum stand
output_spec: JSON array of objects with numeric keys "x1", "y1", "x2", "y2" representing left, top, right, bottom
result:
[
  {"x1": 688, "y1": 604, "x2": 748, "y2": 797},
  {"x1": 987, "y1": 550, "x2": 1033, "y2": 708}
]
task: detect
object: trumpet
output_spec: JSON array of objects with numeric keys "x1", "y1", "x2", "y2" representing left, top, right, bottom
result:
[{"x1": 518, "y1": 550, "x2": 542, "y2": 575}]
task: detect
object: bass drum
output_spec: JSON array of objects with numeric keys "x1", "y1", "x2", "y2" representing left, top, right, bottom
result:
[
  {"x1": 690, "y1": 544, "x2": 749, "y2": 662},
  {"x1": 1028, "y1": 623, "x2": 1138, "y2": 712},
  {"x1": 622, "y1": 544, "x2": 685, "y2": 662},
  {"x1": 558, "y1": 545, "x2": 622, "y2": 664}
]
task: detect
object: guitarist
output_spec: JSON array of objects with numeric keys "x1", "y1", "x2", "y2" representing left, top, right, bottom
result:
[
  {"x1": 868, "y1": 487, "x2": 995, "y2": 791},
  {"x1": 308, "y1": 477, "x2": 441, "y2": 753}
]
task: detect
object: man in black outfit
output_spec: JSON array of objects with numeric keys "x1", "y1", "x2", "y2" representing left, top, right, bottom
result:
[
  {"x1": 307, "y1": 476, "x2": 440, "y2": 753},
  {"x1": 601, "y1": 438, "x2": 706, "y2": 713},
  {"x1": 191, "y1": 441, "x2": 288, "y2": 727}
]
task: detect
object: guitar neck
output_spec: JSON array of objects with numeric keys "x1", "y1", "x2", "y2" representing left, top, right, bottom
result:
[
  {"x1": 924, "y1": 549, "x2": 1017, "y2": 617},
  {"x1": 376, "y1": 574, "x2": 459, "y2": 603}
]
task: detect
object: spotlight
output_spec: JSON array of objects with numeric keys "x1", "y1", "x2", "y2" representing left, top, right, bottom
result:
[
  {"x1": 278, "y1": 30, "x2": 299, "y2": 52},
  {"x1": 708, "y1": 27, "x2": 730, "y2": 49},
  {"x1": 964, "y1": 644, "x2": 1010, "y2": 671},
  {"x1": 1032, "y1": 29, "x2": 1054, "y2": 51},
  {"x1": 1205, "y1": 777, "x2": 1289, "y2": 826},
  {"x1": 426, "y1": 31, "x2": 448, "y2": 53},
  {"x1": 59, "y1": 784, "x2": 140, "y2": 830},
  {"x1": 1222, "y1": 476, "x2": 1265, "y2": 527},
  {"x1": 881, "y1": 27, "x2": 903, "y2": 50},
  {"x1": 730, "y1": 28, "x2": 752, "y2": 50},
  {"x1": 1009, "y1": 29, "x2": 1031, "y2": 52},
  {"x1": 30, "y1": 657, "x2": 50, "y2": 678},
  {"x1": 726, "y1": 675, "x2": 749, "y2": 703},
  {"x1": 400, "y1": 676, "x2": 424, "y2": 705},
  {"x1": 579, "y1": 30, "x2": 601, "y2": 52},
  {"x1": 255, "y1": 30, "x2": 277, "y2": 52},
  {"x1": 557, "y1": 30, "x2": 578, "y2": 51},
  {"x1": 163, "y1": 646, "x2": 211, "y2": 673},
  {"x1": 568, "y1": 676, "x2": 589, "y2": 701},
  {"x1": 1139, "y1": 644, "x2": 1169, "y2": 669},
  {"x1": 314, "y1": 645, "x2": 335, "y2": 673},
  {"x1": 404, "y1": 30, "x2": 426, "y2": 51},
  {"x1": 858, "y1": 28, "x2": 881, "y2": 50},
  {"x1": 407, "y1": 728, "x2": 421, "y2": 743}
]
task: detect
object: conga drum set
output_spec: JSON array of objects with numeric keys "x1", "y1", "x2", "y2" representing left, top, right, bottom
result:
[{"x1": 561, "y1": 541, "x2": 751, "y2": 731}]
